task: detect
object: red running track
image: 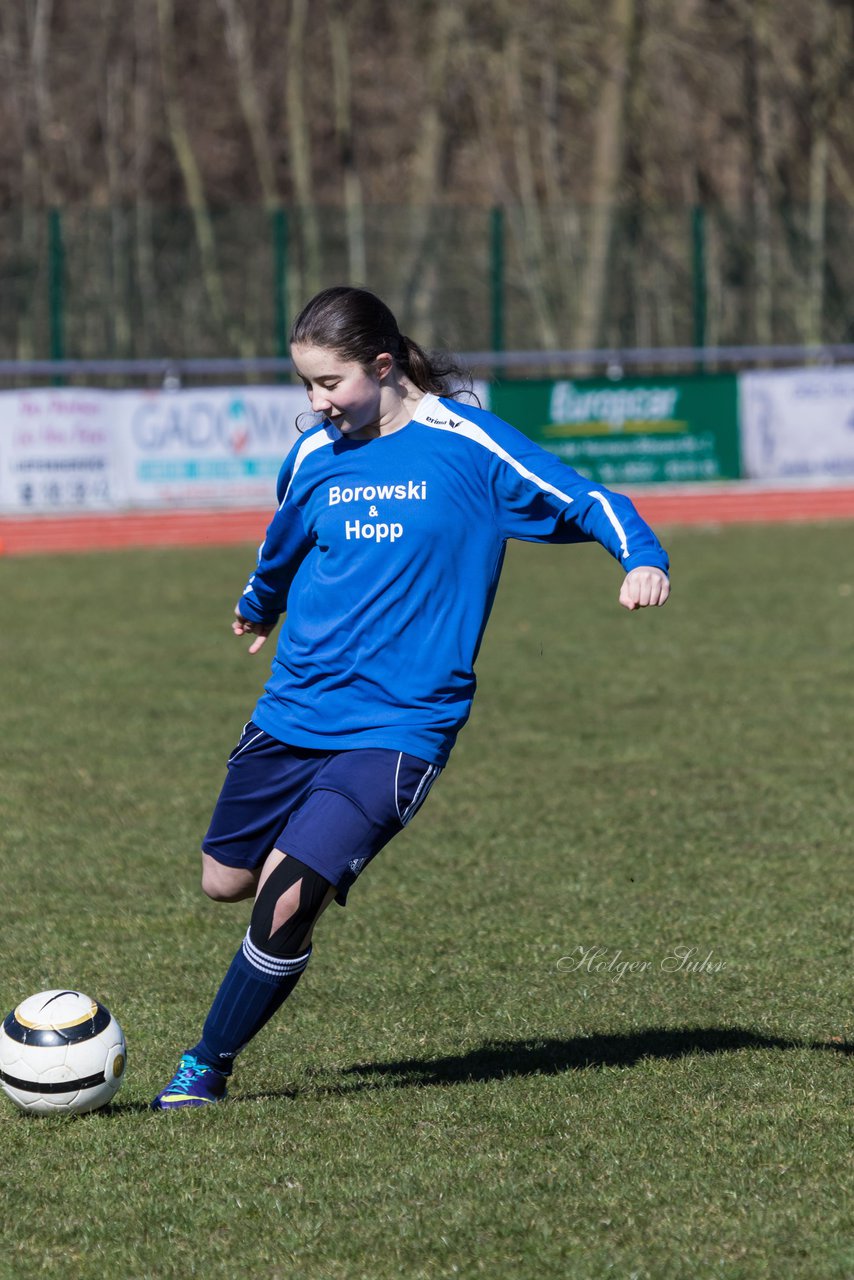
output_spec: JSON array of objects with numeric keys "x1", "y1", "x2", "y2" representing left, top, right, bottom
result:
[{"x1": 1, "y1": 486, "x2": 853, "y2": 556}]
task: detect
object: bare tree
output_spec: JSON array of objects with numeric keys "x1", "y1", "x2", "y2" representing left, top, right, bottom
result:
[
  {"x1": 462, "y1": 1, "x2": 571, "y2": 350},
  {"x1": 284, "y1": 0, "x2": 322, "y2": 302},
  {"x1": 2, "y1": 0, "x2": 854, "y2": 358},
  {"x1": 328, "y1": 0, "x2": 366, "y2": 283},
  {"x1": 390, "y1": 0, "x2": 464, "y2": 340},
  {"x1": 0, "y1": 2, "x2": 55, "y2": 356},
  {"x1": 28, "y1": 0, "x2": 57, "y2": 204},
  {"x1": 803, "y1": 0, "x2": 853, "y2": 346},
  {"x1": 155, "y1": 0, "x2": 253, "y2": 356},
  {"x1": 574, "y1": 0, "x2": 638, "y2": 352},
  {"x1": 132, "y1": 0, "x2": 159, "y2": 355},
  {"x1": 501, "y1": 6, "x2": 561, "y2": 350},
  {"x1": 741, "y1": 0, "x2": 774, "y2": 347},
  {"x1": 96, "y1": 0, "x2": 134, "y2": 356},
  {"x1": 538, "y1": 26, "x2": 584, "y2": 349},
  {"x1": 217, "y1": 0, "x2": 280, "y2": 207}
]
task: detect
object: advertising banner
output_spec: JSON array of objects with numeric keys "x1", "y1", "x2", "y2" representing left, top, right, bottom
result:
[
  {"x1": 739, "y1": 367, "x2": 854, "y2": 481},
  {"x1": 117, "y1": 386, "x2": 304, "y2": 507},
  {"x1": 0, "y1": 389, "x2": 119, "y2": 512},
  {"x1": 0, "y1": 386, "x2": 307, "y2": 514},
  {"x1": 491, "y1": 374, "x2": 741, "y2": 484}
]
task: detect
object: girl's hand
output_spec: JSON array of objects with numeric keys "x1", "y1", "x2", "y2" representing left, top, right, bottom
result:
[
  {"x1": 233, "y1": 609, "x2": 275, "y2": 654},
  {"x1": 619, "y1": 567, "x2": 670, "y2": 611}
]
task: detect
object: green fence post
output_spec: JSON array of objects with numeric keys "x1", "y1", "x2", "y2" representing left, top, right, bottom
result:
[
  {"x1": 48, "y1": 207, "x2": 65, "y2": 381},
  {"x1": 271, "y1": 206, "x2": 289, "y2": 379},
  {"x1": 691, "y1": 205, "x2": 707, "y2": 364},
  {"x1": 490, "y1": 205, "x2": 505, "y2": 380}
]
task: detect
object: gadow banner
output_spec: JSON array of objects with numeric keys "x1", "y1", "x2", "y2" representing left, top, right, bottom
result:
[{"x1": 0, "y1": 387, "x2": 305, "y2": 513}]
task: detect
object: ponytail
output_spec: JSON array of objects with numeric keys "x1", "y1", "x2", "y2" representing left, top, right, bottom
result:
[
  {"x1": 290, "y1": 286, "x2": 473, "y2": 401},
  {"x1": 399, "y1": 334, "x2": 471, "y2": 399}
]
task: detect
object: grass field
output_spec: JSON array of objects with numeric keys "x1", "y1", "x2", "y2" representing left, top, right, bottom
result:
[{"x1": 0, "y1": 522, "x2": 851, "y2": 1280}]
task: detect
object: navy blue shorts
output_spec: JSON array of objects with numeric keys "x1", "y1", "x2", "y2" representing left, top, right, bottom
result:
[{"x1": 202, "y1": 723, "x2": 442, "y2": 904}]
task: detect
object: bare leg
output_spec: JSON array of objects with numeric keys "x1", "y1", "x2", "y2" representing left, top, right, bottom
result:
[{"x1": 201, "y1": 853, "x2": 260, "y2": 902}]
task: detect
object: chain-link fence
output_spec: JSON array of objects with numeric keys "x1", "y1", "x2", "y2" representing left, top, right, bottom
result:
[{"x1": 1, "y1": 203, "x2": 853, "y2": 364}]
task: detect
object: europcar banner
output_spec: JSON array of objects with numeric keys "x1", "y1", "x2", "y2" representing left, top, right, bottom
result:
[
  {"x1": 739, "y1": 367, "x2": 854, "y2": 481},
  {"x1": 491, "y1": 374, "x2": 741, "y2": 484},
  {"x1": 0, "y1": 388, "x2": 119, "y2": 511}
]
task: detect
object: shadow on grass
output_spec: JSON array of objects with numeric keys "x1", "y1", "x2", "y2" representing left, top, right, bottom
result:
[
  {"x1": 95, "y1": 1027, "x2": 849, "y2": 1110},
  {"x1": 336, "y1": 1025, "x2": 853, "y2": 1090}
]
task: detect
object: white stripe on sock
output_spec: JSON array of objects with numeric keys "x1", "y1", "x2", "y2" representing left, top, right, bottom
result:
[{"x1": 242, "y1": 930, "x2": 312, "y2": 977}]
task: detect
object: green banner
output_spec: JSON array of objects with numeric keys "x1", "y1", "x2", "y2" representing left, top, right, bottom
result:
[{"x1": 491, "y1": 373, "x2": 741, "y2": 484}]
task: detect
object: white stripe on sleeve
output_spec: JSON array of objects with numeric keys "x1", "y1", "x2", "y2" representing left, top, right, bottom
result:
[
  {"x1": 278, "y1": 426, "x2": 337, "y2": 509},
  {"x1": 413, "y1": 396, "x2": 577, "y2": 507},
  {"x1": 588, "y1": 490, "x2": 630, "y2": 559}
]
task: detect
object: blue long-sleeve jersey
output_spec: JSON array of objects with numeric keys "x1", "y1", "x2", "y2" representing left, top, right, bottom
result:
[{"x1": 237, "y1": 394, "x2": 669, "y2": 765}]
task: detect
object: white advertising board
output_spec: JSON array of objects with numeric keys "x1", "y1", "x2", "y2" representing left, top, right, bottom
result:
[
  {"x1": 0, "y1": 389, "x2": 120, "y2": 512},
  {"x1": 0, "y1": 386, "x2": 306, "y2": 513},
  {"x1": 739, "y1": 367, "x2": 854, "y2": 481},
  {"x1": 116, "y1": 386, "x2": 304, "y2": 507}
]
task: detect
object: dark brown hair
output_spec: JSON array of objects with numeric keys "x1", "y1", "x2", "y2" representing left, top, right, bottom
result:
[{"x1": 290, "y1": 286, "x2": 470, "y2": 397}]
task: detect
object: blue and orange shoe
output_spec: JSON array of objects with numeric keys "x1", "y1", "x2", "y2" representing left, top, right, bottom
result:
[{"x1": 150, "y1": 1052, "x2": 228, "y2": 1110}]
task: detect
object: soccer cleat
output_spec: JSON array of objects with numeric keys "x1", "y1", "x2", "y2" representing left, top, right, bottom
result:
[{"x1": 150, "y1": 1052, "x2": 228, "y2": 1110}]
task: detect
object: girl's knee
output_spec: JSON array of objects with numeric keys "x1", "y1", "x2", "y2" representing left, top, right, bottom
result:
[{"x1": 201, "y1": 855, "x2": 257, "y2": 902}]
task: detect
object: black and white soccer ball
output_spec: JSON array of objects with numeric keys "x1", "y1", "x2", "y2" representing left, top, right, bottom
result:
[{"x1": 0, "y1": 989, "x2": 127, "y2": 1115}]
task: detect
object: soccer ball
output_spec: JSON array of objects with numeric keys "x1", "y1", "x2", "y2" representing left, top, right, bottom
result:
[{"x1": 0, "y1": 989, "x2": 127, "y2": 1115}]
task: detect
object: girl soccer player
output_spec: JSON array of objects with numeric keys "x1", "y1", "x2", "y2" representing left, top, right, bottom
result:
[{"x1": 152, "y1": 286, "x2": 670, "y2": 1108}]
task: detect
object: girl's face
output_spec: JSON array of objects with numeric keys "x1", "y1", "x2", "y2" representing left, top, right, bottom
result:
[{"x1": 291, "y1": 343, "x2": 392, "y2": 438}]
